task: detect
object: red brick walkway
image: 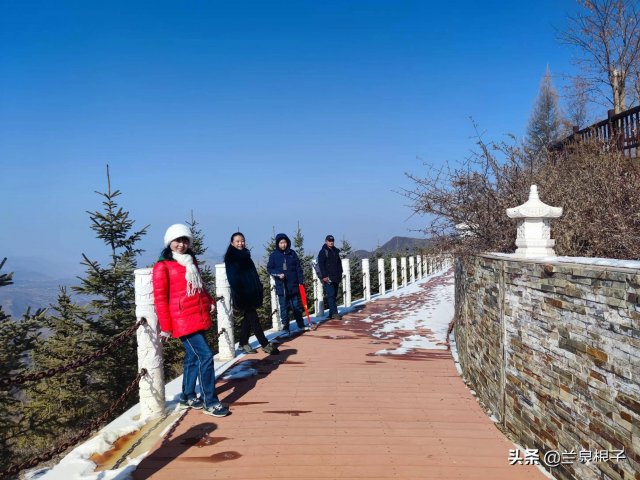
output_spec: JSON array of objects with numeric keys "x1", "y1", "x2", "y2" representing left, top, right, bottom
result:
[{"x1": 133, "y1": 274, "x2": 546, "y2": 479}]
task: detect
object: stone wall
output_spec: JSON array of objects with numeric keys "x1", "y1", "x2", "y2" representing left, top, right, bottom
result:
[{"x1": 455, "y1": 254, "x2": 639, "y2": 480}]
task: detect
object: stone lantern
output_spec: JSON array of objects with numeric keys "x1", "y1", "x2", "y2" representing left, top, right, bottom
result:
[{"x1": 506, "y1": 185, "x2": 562, "y2": 257}]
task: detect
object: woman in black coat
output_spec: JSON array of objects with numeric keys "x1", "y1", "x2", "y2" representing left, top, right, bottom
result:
[{"x1": 224, "y1": 232, "x2": 279, "y2": 355}]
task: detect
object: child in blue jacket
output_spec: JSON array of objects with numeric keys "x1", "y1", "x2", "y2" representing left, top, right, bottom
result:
[{"x1": 267, "y1": 233, "x2": 308, "y2": 336}]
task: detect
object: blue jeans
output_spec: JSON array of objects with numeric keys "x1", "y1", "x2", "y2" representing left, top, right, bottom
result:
[
  {"x1": 180, "y1": 330, "x2": 220, "y2": 408},
  {"x1": 323, "y1": 281, "x2": 340, "y2": 316},
  {"x1": 278, "y1": 294, "x2": 305, "y2": 330}
]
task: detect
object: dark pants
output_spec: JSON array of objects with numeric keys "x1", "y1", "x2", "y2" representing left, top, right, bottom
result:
[
  {"x1": 239, "y1": 308, "x2": 269, "y2": 347},
  {"x1": 323, "y1": 281, "x2": 340, "y2": 316},
  {"x1": 180, "y1": 330, "x2": 220, "y2": 408},
  {"x1": 278, "y1": 294, "x2": 305, "y2": 330}
]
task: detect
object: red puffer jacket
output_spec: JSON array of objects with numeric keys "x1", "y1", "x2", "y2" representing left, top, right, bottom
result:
[{"x1": 152, "y1": 260, "x2": 214, "y2": 338}]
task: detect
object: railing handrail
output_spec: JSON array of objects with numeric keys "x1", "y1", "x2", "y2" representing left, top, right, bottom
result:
[{"x1": 553, "y1": 105, "x2": 640, "y2": 155}]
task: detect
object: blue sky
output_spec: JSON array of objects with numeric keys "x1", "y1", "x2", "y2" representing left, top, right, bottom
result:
[{"x1": 1, "y1": 0, "x2": 579, "y2": 276}]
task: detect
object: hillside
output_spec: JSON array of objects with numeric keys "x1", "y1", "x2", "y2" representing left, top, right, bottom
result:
[{"x1": 352, "y1": 236, "x2": 433, "y2": 258}]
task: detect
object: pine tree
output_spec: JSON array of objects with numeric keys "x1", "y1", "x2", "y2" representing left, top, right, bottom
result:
[
  {"x1": 22, "y1": 288, "x2": 95, "y2": 455},
  {"x1": 72, "y1": 166, "x2": 148, "y2": 414},
  {"x1": 525, "y1": 67, "x2": 566, "y2": 165},
  {"x1": 186, "y1": 211, "x2": 214, "y2": 290},
  {"x1": 0, "y1": 258, "x2": 45, "y2": 471},
  {"x1": 369, "y1": 244, "x2": 384, "y2": 294}
]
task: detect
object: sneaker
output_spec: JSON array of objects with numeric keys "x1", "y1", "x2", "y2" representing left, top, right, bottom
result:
[
  {"x1": 179, "y1": 397, "x2": 204, "y2": 410},
  {"x1": 241, "y1": 344, "x2": 257, "y2": 354},
  {"x1": 203, "y1": 402, "x2": 230, "y2": 417},
  {"x1": 330, "y1": 313, "x2": 343, "y2": 320},
  {"x1": 280, "y1": 329, "x2": 291, "y2": 338},
  {"x1": 263, "y1": 342, "x2": 280, "y2": 355}
]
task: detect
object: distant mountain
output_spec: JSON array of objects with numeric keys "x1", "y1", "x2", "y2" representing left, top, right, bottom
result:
[
  {"x1": 351, "y1": 236, "x2": 433, "y2": 259},
  {"x1": 0, "y1": 278, "x2": 80, "y2": 318},
  {"x1": 0, "y1": 251, "x2": 225, "y2": 319}
]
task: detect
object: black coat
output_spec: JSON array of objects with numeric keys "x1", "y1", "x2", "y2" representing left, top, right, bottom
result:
[
  {"x1": 318, "y1": 244, "x2": 343, "y2": 283},
  {"x1": 224, "y1": 247, "x2": 264, "y2": 310}
]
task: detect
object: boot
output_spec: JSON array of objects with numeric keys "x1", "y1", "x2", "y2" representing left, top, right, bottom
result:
[
  {"x1": 241, "y1": 344, "x2": 257, "y2": 354},
  {"x1": 263, "y1": 342, "x2": 280, "y2": 355}
]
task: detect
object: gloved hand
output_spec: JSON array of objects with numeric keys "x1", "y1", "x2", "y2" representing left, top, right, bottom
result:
[
  {"x1": 210, "y1": 303, "x2": 216, "y2": 314},
  {"x1": 159, "y1": 331, "x2": 172, "y2": 341}
]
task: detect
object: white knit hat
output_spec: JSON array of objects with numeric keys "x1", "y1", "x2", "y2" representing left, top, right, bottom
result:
[{"x1": 163, "y1": 224, "x2": 193, "y2": 247}]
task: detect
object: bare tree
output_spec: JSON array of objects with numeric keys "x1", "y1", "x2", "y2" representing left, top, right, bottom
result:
[
  {"x1": 560, "y1": 0, "x2": 640, "y2": 113},
  {"x1": 564, "y1": 75, "x2": 592, "y2": 129}
]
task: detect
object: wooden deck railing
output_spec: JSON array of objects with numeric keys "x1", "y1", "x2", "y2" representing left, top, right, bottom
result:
[{"x1": 553, "y1": 105, "x2": 640, "y2": 157}]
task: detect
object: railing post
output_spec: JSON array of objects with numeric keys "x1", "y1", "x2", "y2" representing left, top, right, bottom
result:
[
  {"x1": 362, "y1": 258, "x2": 371, "y2": 301},
  {"x1": 214, "y1": 263, "x2": 235, "y2": 360},
  {"x1": 401, "y1": 257, "x2": 407, "y2": 288},
  {"x1": 409, "y1": 256, "x2": 415, "y2": 283},
  {"x1": 378, "y1": 258, "x2": 386, "y2": 296},
  {"x1": 391, "y1": 258, "x2": 398, "y2": 291},
  {"x1": 341, "y1": 258, "x2": 352, "y2": 307},
  {"x1": 422, "y1": 255, "x2": 428, "y2": 276},
  {"x1": 312, "y1": 260, "x2": 324, "y2": 318},
  {"x1": 134, "y1": 268, "x2": 165, "y2": 419},
  {"x1": 416, "y1": 255, "x2": 422, "y2": 280},
  {"x1": 269, "y1": 276, "x2": 282, "y2": 331}
]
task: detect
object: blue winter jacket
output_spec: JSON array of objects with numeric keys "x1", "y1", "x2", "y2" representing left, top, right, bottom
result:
[{"x1": 267, "y1": 233, "x2": 304, "y2": 297}]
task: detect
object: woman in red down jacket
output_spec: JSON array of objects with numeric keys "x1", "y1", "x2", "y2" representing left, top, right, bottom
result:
[{"x1": 153, "y1": 223, "x2": 229, "y2": 418}]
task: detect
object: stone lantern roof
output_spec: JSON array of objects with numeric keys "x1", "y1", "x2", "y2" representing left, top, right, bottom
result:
[{"x1": 506, "y1": 185, "x2": 562, "y2": 219}]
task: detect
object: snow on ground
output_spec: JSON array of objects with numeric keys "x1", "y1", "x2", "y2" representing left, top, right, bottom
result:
[
  {"x1": 221, "y1": 361, "x2": 258, "y2": 381},
  {"x1": 357, "y1": 269, "x2": 455, "y2": 354}
]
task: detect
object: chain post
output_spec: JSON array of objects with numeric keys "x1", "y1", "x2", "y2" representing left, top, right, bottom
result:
[
  {"x1": 311, "y1": 259, "x2": 324, "y2": 318},
  {"x1": 377, "y1": 258, "x2": 386, "y2": 296},
  {"x1": 269, "y1": 275, "x2": 282, "y2": 331},
  {"x1": 214, "y1": 263, "x2": 235, "y2": 360},
  {"x1": 341, "y1": 258, "x2": 351, "y2": 307},
  {"x1": 134, "y1": 268, "x2": 165, "y2": 420},
  {"x1": 361, "y1": 258, "x2": 370, "y2": 301}
]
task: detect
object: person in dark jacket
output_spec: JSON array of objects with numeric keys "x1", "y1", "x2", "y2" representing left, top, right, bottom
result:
[
  {"x1": 267, "y1": 233, "x2": 307, "y2": 336},
  {"x1": 224, "y1": 232, "x2": 279, "y2": 355},
  {"x1": 318, "y1": 234, "x2": 343, "y2": 320},
  {"x1": 153, "y1": 223, "x2": 229, "y2": 417}
]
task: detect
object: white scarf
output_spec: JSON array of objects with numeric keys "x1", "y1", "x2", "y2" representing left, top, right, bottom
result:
[{"x1": 172, "y1": 252, "x2": 204, "y2": 296}]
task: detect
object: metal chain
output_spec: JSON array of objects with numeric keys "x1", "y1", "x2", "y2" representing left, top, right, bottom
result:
[
  {"x1": 211, "y1": 327, "x2": 226, "y2": 342},
  {"x1": 0, "y1": 369, "x2": 148, "y2": 479},
  {"x1": 161, "y1": 408, "x2": 189, "y2": 446},
  {"x1": 0, "y1": 319, "x2": 147, "y2": 389}
]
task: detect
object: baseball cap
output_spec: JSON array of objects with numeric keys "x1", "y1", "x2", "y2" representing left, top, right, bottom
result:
[{"x1": 325, "y1": 235, "x2": 335, "y2": 241}]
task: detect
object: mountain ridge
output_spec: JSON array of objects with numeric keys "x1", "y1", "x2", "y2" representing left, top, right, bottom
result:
[{"x1": 351, "y1": 235, "x2": 433, "y2": 258}]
